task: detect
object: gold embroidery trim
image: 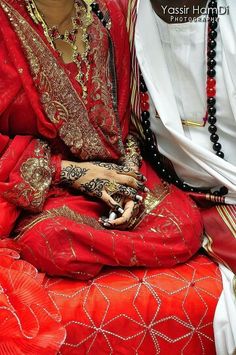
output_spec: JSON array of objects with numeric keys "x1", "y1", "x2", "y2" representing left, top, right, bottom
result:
[
  {"x1": 16, "y1": 204, "x2": 104, "y2": 239},
  {"x1": 20, "y1": 141, "x2": 52, "y2": 193},
  {"x1": 1, "y1": 1, "x2": 109, "y2": 160},
  {"x1": 130, "y1": 182, "x2": 171, "y2": 229},
  {"x1": 3, "y1": 140, "x2": 52, "y2": 210}
]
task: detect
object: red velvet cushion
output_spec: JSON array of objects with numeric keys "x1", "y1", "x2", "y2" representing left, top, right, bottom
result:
[{"x1": 45, "y1": 254, "x2": 222, "y2": 354}]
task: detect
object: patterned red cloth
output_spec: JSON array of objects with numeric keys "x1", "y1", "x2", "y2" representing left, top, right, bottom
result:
[
  {"x1": 0, "y1": 242, "x2": 222, "y2": 354},
  {"x1": 44, "y1": 254, "x2": 222, "y2": 354},
  {"x1": 0, "y1": 240, "x2": 66, "y2": 354}
]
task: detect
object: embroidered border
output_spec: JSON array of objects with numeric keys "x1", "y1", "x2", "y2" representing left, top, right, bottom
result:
[
  {"x1": 1, "y1": 1, "x2": 110, "y2": 160},
  {"x1": 16, "y1": 204, "x2": 105, "y2": 237},
  {"x1": 3, "y1": 140, "x2": 52, "y2": 210}
]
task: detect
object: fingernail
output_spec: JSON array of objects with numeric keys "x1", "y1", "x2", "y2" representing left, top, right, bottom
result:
[
  {"x1": 109, "y1": 212, "x2": 117, "y2": 221},
  {"x1": 118, "y1": 207, "x2": 124, "y2": 214},
  {"x1": 103, "y1": 222, "x2": 112, "y2": 228},
  {"x1": 135, "y1": 195, "x2": 143, "y2": 202},
  {"x1": 144, "y1": 187, "x2": 149, "y2": 193}
]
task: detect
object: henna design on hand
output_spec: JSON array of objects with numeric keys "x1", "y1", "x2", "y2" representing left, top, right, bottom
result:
[
  {"x1": 80, "y1": 178, "x2": 110, "y2": 198},
  {"x1": 61, "y1": 164, "x2": 88, "y2": 185},
  {"x1": 92, "y1": 162, "x2": 131, "y2": 174}
]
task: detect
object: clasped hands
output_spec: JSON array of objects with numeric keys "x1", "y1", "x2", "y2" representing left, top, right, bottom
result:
[{"x1": 61, "y1": 160, "x2": 148, "y2": 230}]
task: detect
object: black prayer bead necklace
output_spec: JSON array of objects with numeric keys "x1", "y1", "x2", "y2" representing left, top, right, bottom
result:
[{"x1": 140, "y1": 0, "x2": 228, "y2": 196}]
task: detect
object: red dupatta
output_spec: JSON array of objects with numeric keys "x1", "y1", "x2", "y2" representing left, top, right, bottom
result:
[{"x1": 0, "y1": 0, "x2": 131, "y2": 160}]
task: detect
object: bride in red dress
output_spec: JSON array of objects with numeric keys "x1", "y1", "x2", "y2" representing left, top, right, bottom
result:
[{"x1": 0, "y1": 0, "x2": 202, "y2": 281}]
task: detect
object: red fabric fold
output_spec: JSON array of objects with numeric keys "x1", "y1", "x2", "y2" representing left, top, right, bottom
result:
[{"x1": 0, "y1": 239, "x2": 66, "y2": 354}]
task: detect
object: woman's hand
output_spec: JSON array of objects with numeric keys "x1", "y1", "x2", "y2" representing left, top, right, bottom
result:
[
  {"x1": 100, "y1": 196, "x2": 143, "y2": 230},
  {"x1": 61, "y1": 160, "x2": 147, "y2": 211}
]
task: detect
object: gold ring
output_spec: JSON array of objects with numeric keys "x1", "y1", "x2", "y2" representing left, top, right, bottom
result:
[{"x1": 105, "y1": 180, "x2": 119, "y2": 195}]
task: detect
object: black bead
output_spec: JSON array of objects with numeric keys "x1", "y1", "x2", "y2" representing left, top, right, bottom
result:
[
  {"x1": 208, "y1": 49, "x2": 216, "y2": 59},
  {"x1": 149, "y1": 144, "x2": 156, "y2": 151},
  {"x1": 208, "y1": 5, "x2": 218, "y2": 18},
  {"x1": 141, "y1": 111, "x2": 150, "y2": 120},
  {"x1": 146, "y1": 137, "x2": 153, "y2": 143},
  {"x1": 210, "y1": 133, "x2": 219, "y2": 142},
  {"x1": 153, "y1": 153, "x2": 158, "y2": 159},
  {"x1": 208, "y1": 125, "x2": 217, "y2": 134},
  {"x1": 175, "y1": 180, "x2": 182, "y2": 187},
  {"x1": 209, "y1": 30, "x2": 217, "y2": 40},
  {"x1": 219, "y1": 186, "x2": 229, "y2": 195},
  {"x1": 209, "y1": 0, "x2": 217, "y2": 6},
  {"x1": 217, "y1": 151, "x2": 225, "y2": 158},
  {"x1": 209, "y1": 11, "x2": 218, "y2": 19},
  {"x1": 102, "y1": 20, "x2": 107, "y2": 27},
  {"x1": 140, "y1": 82, "x2": 147, "y2": 93},
  {"x1": 207, "y1": 69, "x2": 216, "y2": 77},
  {"x1": 208, "y1": 40, "x2": 217, "y2": 49},
  {"x1": 208, "y1": 59, "x2": 216, "y2": 68},
  {"x1": 207, "y1": 97, "x2": 216, "y2": 105},
  {"x1": 208, "y1": 106, "x2": 216, "y2": 115},
  {"x1": 140, "y1": 76, "x2": 145, "y2": 84},
  {"x1": 208, "y1": 115, "x2": 217, "y2": 124},
  {"x1": 213, "y1": 142, "x2": 222, "y2": 151},
  {"x1": 91, "y1": 3, "x2": 99, "y2": 11},
  {"x1": 96, "y1": 10, "x2": 103, "y2": 19},
  {"x1": 142, "y1": 119, "x2": 150, "y2": 128},
  {"x1": 213, "y1": 190, "x2": 221, "y2": 196},
  {"x1": 209, "y1": 20, "x2": 218, "y2": 30},
  {"x1": 144, "y1": 128, "x2": 152, "y2": 137},
  {"x1": 182, "y1": 184, "x2": 189, "y2": 191}
]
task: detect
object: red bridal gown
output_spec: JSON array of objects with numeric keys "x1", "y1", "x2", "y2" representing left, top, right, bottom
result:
[{"x1": 0, "y1": 0, "x2": 201, "y2": 280}]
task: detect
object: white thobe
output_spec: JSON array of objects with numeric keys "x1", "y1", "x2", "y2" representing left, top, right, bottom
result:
[
  {"x1": 135, "y1": 1, "x2": 236, "y2": 353},
  {"x1": 135, "y1": 0, "x2": 236, "y2": 204}
]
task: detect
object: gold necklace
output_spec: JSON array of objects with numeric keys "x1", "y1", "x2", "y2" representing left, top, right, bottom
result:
[{"x1": 25, "y1": 0, "x2": 94, "y2": 100}]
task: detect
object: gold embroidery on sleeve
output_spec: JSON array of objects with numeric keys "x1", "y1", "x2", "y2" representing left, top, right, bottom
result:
[{"x1": 3, "y1": 140, "x2": 52, "y2": 210}]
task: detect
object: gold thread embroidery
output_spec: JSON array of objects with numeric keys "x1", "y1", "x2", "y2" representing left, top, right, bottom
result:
[
  {"x1": 144, "y1": 183, "x2": 170, "y2": 214},
  {"x1": 17, "y1": 204, "x2": 104, "y2": 237},
  {"x1": 1, "y1": 1, "x2": 115, "y2": 160},
  {"x1": 130, "y1": 182, "x2": 170, "y2": 229},
  {"x1": 20, "y1": 143, "x2": 52, "y2": 192},
  {"x1": 3, "y1": 140, "x2": 52, "y2": 210}
]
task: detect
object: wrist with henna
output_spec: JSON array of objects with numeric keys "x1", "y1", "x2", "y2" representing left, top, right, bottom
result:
[{"x1": 61, "y1": 163, "x2": 88, "y2": 186}]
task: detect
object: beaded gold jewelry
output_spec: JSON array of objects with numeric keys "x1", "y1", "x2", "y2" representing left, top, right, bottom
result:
[
  {"x1": 25, "y1": 0, "x2": 94, "y2": 100},
  {"x1": 122, "y1": 134, "x2": 142, "y2": 170}
]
